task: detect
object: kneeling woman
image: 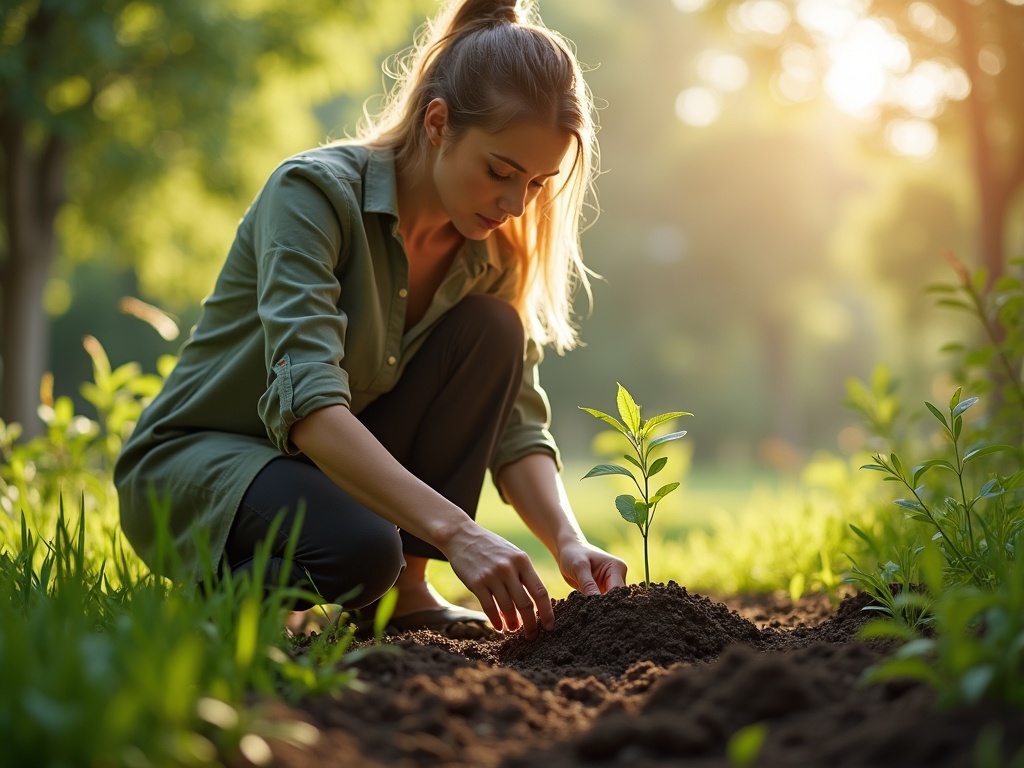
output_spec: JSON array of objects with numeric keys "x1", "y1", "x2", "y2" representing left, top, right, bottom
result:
[{"x1": 115, "y1": 0, "x2": 626, "y2": 639}]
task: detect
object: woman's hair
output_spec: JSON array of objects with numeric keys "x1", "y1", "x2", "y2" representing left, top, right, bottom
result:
[{"x1": 356, "y1": 0, "x2": 599, "y2": 353}]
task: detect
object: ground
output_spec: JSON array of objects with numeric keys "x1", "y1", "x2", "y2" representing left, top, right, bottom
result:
[{"x1": 263, "y1": 584, "x2": 1024, "y2": 767}]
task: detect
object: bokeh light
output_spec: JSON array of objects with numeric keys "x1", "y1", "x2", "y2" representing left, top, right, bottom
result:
[
  {"x1": 672, "y1": 0, "x2": 712, "y2": 11},
  {"x1": 675, "y1": 87, "x2": 722, "y2": 127},
  {"x1": 728, "y1": 0, "x2": 792, "y2": 38},
  {"x1": 885, "y1": 118, "x2": 938, "y2": 159},
  {"x1": 697, "y1": 50, "x2": 750, "y2": 92}
]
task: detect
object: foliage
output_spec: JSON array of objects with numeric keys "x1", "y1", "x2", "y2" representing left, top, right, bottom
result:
[
  {"x1": 929, "y1": 252, "x2": 1024, "y2": 446},
  {"x1": 0, "y1": 339, "x2": 388, "y2": 765},
  {"x1": 0, "y1": 0, "x2": 428, "y2": 432},
  {"x1": 580, "y1": 383, "x2": 691, "y2": 586},
  {"x1": 850, "y1": 386, "x2": 1024, "y2": 708},
  {"x1": 0, "y1": 336, "x2": 170, "y2": 575},
  {"x1": 860, "y1": 389, "x2": 1016, "y2": 589},
  {"x1": 658, "y1": 455, "x2": 881, "y2": 599}
]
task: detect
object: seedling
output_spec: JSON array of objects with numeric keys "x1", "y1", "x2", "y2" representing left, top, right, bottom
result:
[{"x1": 580, "y1": 384, "x2": 692, "y2": 586}]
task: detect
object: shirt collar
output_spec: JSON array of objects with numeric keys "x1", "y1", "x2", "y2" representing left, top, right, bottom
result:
[
  {"x1": 364, "y1": 148, "x2": 398, "y2": 216},
  {"x1": 365, "y1": 147, "x2": 504, "y2": 277}
]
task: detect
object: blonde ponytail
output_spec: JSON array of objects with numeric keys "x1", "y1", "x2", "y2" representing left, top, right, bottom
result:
[{"x1": 355, "y1": 0, "x2": 599, "y2": 354}]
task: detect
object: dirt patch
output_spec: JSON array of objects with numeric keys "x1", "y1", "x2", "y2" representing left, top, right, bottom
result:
[{"x1": 265, "y1": 583, "x2": 1024, "y2": 768}]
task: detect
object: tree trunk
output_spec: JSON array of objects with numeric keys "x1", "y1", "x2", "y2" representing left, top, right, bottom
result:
[
  {"x1": 0, "y1": 115, "x2": 66, "y2": 438},
  {"x1": 952, "y1": 0, "x2": 1022, "y2": 287}
]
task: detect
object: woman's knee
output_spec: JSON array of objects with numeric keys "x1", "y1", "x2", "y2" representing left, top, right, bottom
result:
[
  {"x1": 451, "y1": 294, "x2": 524, "y2": 350},
  {"x1": 308, "y1": 521, "x2": 405, "y2": 609}
]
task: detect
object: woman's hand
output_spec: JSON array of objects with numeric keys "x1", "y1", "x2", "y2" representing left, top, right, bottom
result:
[
  {"x1": 442, "y1": 520, "x2": 555, "y2": 640},
  {"x1": 557, "y1": 542, "x2": 628, "y2": 596}
]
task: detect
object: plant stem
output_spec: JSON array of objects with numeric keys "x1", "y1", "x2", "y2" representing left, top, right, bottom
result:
[
  {"x1": 642, "y1": 531, "x2": 650, "y2": 587},
  {"x1": 953, "y1": 436, "x2": 974, "y2": 550}
]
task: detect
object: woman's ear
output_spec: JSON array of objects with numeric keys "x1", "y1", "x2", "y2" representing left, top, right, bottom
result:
[{"x1": 423, "y1": 98, "x2": 449, "y2": 147}]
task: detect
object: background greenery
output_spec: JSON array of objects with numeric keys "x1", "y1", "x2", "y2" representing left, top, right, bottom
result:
[
  {"x1": 4, "y1": 0, "x2": 1020, "y2": 467},
  {"x1": 2, "y1": 4, "x2": 1024, "y2": 764}
]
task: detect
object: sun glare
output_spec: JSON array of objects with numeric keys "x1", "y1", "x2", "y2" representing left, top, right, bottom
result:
[
  {"x1": 675, "y1": 87, "x2": 722, "y2": 127},
  {"x1": 823, "y1": 18, "x2": 910, "y2": 118}
]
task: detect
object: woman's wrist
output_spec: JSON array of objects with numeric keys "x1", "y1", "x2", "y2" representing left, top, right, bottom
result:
[{"x1": 429, "y1": 508, "x2": 479, "y2": 554}]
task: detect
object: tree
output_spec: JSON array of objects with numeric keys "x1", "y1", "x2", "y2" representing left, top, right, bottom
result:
[
  {"x1": 0, "y1": 0, "x2": 422, "y2": 435},
  {"x1": 679, "y1": 0, "x2": 1024, "y2": 284}
]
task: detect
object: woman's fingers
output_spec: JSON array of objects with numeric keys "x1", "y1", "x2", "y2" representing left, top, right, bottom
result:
[{"x1": 446, "y1": 524, "x2": 554, "y2": 639}]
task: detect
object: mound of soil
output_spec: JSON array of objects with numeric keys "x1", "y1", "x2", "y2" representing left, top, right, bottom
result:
[{"x1": 265, "y1": 584, "x2": 1024, "y2": 768}]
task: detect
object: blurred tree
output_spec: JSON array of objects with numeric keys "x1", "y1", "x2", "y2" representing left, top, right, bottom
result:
[
  {"x1": 0, "y1": 0, "x2": 423, "y2": 435},
  {"x1": 685, "y1": 0, "x2": 1023, "y2": 284}
]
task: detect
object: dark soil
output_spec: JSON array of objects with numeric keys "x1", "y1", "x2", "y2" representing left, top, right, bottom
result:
[{"x1": 264, "y1": 583, "x2": 1024, "y2": 767}]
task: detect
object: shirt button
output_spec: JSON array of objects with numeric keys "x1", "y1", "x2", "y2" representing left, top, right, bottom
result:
[
  {"x1": 398, "y1": 288, "x2": 408, "y2": 298},
  {"x1": 386, "y1": 355, "x2": 397, "y2": 365}
]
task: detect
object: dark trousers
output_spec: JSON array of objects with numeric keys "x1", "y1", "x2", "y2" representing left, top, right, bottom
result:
[{"x1": 222, "y1": 295, "x2": 525, "y2": 609}]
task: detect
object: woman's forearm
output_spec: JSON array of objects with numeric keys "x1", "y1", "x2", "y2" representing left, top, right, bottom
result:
[
  {"x1": 289, "y1": 404, "x2": 470, "y2": 551},
  {"x1": 496, "y1": 452, "x2": 588, "y2": 556}
]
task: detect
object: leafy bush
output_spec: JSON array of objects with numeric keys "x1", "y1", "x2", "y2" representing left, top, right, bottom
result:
[
  {"x1": 846, "y1": 254, "x2": 1024, "y2": 709},
  {"x1": 0, "y1": 338, "x2": 384, "y2": 766}
]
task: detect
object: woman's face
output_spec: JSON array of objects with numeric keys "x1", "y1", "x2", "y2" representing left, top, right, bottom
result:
[{"x1": 428, "y1": 105, "x2": 573, "y2": 240}]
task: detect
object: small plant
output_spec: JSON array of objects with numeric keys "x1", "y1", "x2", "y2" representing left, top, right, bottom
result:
[
  {"x1": 579, "y1": 383, "x2": 692, "y2": 586},
  {"x1": 860, "y1": 388, "x2": 1014, "y2": 588},
  {"x1": 851, "y1": 386, "x2": 1024, "y2": 708}
]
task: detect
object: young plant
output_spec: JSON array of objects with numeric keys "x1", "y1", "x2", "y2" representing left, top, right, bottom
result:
[
  {"x1": 860, "y1": 388, "x2": 1014, "y2": 588},
  {"x1": 580, "y1": 383, "x2": 692, "y2": 586}
]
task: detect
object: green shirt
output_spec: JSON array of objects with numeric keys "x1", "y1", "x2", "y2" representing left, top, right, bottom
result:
[{"x1": 114, "y1": 144, "x2": 560, "y2": 581}]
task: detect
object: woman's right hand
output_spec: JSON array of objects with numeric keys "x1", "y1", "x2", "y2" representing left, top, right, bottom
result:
[{"x1": 442, "y1": 520, "x2": 555, "y2": 640}]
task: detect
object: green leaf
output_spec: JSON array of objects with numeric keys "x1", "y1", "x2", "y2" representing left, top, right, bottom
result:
[
  {"x1": 963, "y1": 444, "x2": 1014, "y2": 463},
  {"x1": 949, "y1": 387, "x2": 963, "y2": 410},
  {"x1": 582, "y1": 463, "x2": 635, "y2": 480},
  {"x1": 912, "y1": 459, "x2": 957, "y2": 484},
  {"x1": 623, "y1": 454, "x2": 644, "y2": 472},
  {"x1": 640, "y1": 410, "x2": 692, "y2": 438},
  {"x1": 373, "y1": 586, "x2": 399, "y2": 643},
  {"x1": 936, "y1": 298, "x2": 973, "y2": 311},
  {"x1": 925, "y1": 401, "x2": 948, "y2": 429},
  {"x1": 615, "y1": 494, "x2": 639, "y2": 523},
  {"x1": 649, "y1": 456, "x2": 668, "y2": 476},
  {"x1": 894, "y1": 498, "x2": 925, "y2": 512},
  {"x1": 952, "y1": 396, "x2": 978, "y2": 418},
  {"x1": 979, "y1": 478, "x2": 1003, "y2": 498},
  {"x1": 890, "y1": 453, "x2": 904, "y2": 477},
  {"x1": 578, "y1": 407, "x2": 630, "y2": 438},
  {"x1": 953, "y1": 416, "x2": 962, "y2": 441},
  {"x1": 649, "y1": 430, "x2": 687, "y2": 448},
  {"x1": 863, "y1": 657, "x2": 942, "y2": 687},
  {"x1": 652, "y1": 482, "x2": 680, "y2": 503},
  {"x1": 633, "y1": 500, "x2": 650, "y2": 528},
  {"x1": 959, "y1": 666, "x2": 995, "y2": 705},
  {"x1": 615, "y1": 383, "x2": 642, "y2": 435},
  {"x1": 726, "y1": 722, "x2": 768, "y2": 768}
]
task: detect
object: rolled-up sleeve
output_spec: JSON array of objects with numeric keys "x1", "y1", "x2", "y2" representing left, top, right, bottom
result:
[
  {"x1": 253, "y1": 160, "x2": 354, "y2": 454},
  {"x1": 490, "y1": 336, "x2": 562, "y2": 486}
]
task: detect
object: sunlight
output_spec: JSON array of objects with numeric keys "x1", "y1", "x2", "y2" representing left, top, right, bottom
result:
[
  {"x1": 773, "y1": 43, "x2": 819, "y2": 103},
  {"x1": 728, "y1": 0, "x2": 791, "y2": 38},
  {"x1": 907, "y1": 2, "x2": 956, "y2": 43},
  {"x1": 897, "y1": 60, "x2": 949, "y2": 119},
  {"x1": 823, "y1": 18, "x2": 910, "y2": 118},
  {"x1": 675, "y1": 86, "x2": 722, "y2": 127},
  {"x1": 885, "y1": 118, "x2": 938, "y2": 159},
  {"x1": 672, "y1": 0, "x2": 712, "y2": 11},
  {"x1": 697, "y1": 50, "x2": 750, "y2": 92}
]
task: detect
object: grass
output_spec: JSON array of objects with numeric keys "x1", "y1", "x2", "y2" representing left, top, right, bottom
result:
[{"x1": 7, "y1": 325, "x2": 1020, "y2": 766}]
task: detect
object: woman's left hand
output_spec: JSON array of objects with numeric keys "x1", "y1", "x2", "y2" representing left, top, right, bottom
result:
[{"x1": 557, "y1": 542, "x2": 627, "y2": 596}]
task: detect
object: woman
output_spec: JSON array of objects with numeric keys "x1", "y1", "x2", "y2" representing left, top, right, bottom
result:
[{"x1": 115, "y1": 0, "x2": 627, "y2": 640}]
